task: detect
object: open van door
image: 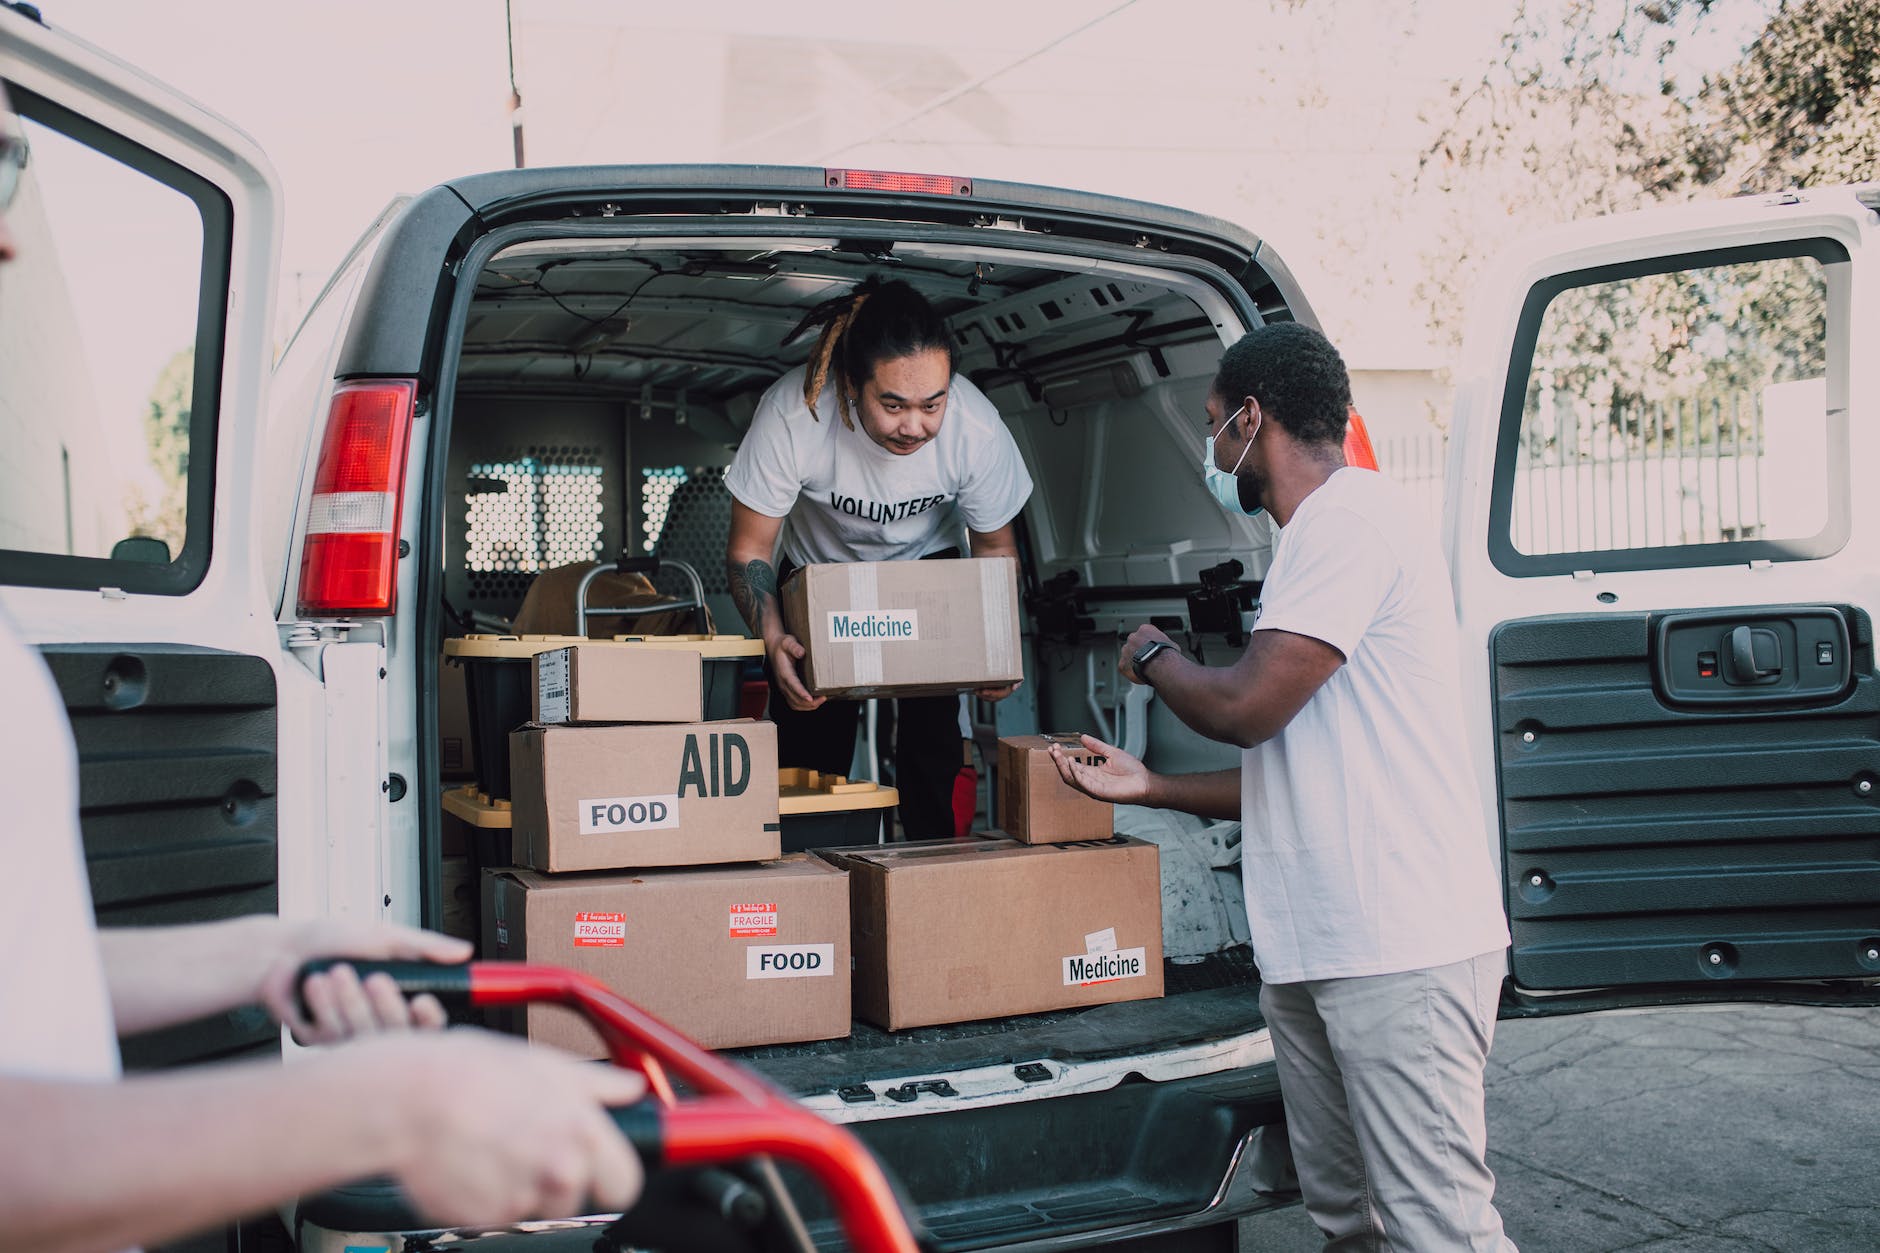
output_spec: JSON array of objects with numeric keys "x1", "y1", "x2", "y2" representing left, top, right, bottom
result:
[
  {"x1": 1449, "y1": 187, "x2": 1880, "y2": 1012},
  {"x1": 0, "y1": 5, "x2": 296, "y2": 1067}
]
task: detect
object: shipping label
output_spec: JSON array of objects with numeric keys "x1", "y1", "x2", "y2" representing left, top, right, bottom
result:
[
  {"x1": 827, "y1": 609, "x2": 919, "y2": 644},
  {"x1": 746, "y1": 943, "x2": 835, "y2": 979},
  {"x1": 1062, "y1": 945, "x2": 1148, "y2": 987},
  {"x1": 730, "y1": 902, "x2": 779, "y2": 937},
  {"x1": 578, "y1": 794, "x2": 681, "y2": 834},
  {"x1": 574, "y1": 911, "x2": 626, "y2": 948},
  {"x1": 536, "y1": 648, "x2": 572, "y2": 722}
]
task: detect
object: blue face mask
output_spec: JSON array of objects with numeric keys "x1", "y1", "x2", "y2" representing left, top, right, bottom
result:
[{"x1": 1204, "y1": 403, "x2": 1263, "y2": 517}]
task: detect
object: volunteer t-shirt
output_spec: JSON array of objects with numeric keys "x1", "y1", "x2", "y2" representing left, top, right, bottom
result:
[
  {"x1": 1238, "y1": 467, "x2": 1510, "y2": 984},
  {"x1": 725, "y1": 365, "x2": 1032, "y2": 567},
  {"x1": 0, "y1": 608, "x2": 121, "y2": 1081}
]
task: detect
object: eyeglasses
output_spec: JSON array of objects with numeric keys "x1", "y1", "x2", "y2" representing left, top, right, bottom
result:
[{"x1": 0, "y1": 131, "x2": 29, "y2": 212}]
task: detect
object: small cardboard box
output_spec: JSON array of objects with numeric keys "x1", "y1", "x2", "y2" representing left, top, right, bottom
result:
[
  {"x1": 532, "y1": 644, "x2": 704, "y2": 725},
  {"x1": 997, "y1": 734, "x2": 1115, "y2": 844},
  {"x1": 509, "y1": 720, "x2": 781, "y2": 872},
  {"x1": 483, "y1": 855, "x2": 851, "y2": 1055},
  {"x1": 780, "y1": 557, "x2": 1023, "y2": 698},
  {"x1": 821, "y1": 835, "x2": 1163, "y2": 1030},
  {"x1": 438, "y1": 657, "x2": 475, "y2": 780}
]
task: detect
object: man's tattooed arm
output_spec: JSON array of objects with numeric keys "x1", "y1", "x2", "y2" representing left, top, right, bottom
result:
[{"x1": 726, "y1": 557, "x2": 780, "y2": 637}]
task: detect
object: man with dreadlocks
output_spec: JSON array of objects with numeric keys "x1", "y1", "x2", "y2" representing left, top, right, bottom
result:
[{"x1": 724, "y1": 277, "x2": 1032, "y2": 839}]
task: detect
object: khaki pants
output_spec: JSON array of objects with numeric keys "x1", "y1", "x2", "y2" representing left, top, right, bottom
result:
[{"x1": 1258, "y1": 950, "x2": 1517, "y2": 1252}]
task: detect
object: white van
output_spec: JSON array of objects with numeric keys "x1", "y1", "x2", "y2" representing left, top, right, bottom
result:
[{"x1": 6, "y1": 6, "x2": 1878, "y2": 1251}]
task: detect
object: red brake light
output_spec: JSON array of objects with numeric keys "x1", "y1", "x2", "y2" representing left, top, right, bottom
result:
[
  {"x1": 825, "y1": 168, "x2": 972, "y2": 196},
  {"x1": 1344, "y1": 408, "x2": 1379, "y2": 472},
  {"x1": 297, "y1": 378, "x2": 417, "y2": 617}
]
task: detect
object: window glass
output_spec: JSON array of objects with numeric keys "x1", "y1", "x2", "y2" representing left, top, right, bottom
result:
[
  {"x1": 1506, "y1": 253, "x2": 1834, "y2": 563},
  {"x1": 0, "y1": 87, "x2": 223, "y2": 591}
]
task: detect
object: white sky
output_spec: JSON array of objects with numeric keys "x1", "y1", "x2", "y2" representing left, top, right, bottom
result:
[{"x1": 27, "y1": 0, "x2": 1773, "y2": 399}]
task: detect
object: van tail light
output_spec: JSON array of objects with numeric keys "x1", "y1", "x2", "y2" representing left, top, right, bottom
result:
[
  {"x1": 1344, "y1": 408, "x2": 1379, "y2": 471},
  {"x1": 297, "y1": 378, "x2": 418, "y2": 617},
  {"x1": 825, "y1": 168, "x2": 972, "y2": 196}
]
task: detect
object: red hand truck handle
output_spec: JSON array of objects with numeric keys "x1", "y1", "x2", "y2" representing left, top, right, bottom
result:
[{"x1": 295, "y1": 959, "x2": 922, "y2": 1253}]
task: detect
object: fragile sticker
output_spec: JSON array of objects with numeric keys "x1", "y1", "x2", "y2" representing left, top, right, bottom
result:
[
  {"x1": 574, "y1": 911, "x2": 626, "y2": 948},
  {"x1": 536, "y1": 648, "x2": 572, "y2": 722},
  {"x1": 1062, "y1": 946, "x2": 1148, "y2": 987},
  {"x1": 730, "y1": 902, "x2": 779, "y2": 937},
  {"x1": 827, "y1": 609, "x2": 919, "y2": 644},
  {"x1": 746, "y1": 943, "x2": 835, "y2": 979},
  {"x1": 578, "y1": 794, "x2": 681, "y2": 834}
]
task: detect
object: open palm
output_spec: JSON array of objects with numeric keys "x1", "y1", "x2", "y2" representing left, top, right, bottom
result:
[{"x1": 1048, "y1": 732, "x2": 1152, "y2": 805}]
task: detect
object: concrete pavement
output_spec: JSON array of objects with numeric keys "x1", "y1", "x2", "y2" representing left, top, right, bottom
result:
[{"x1": 1238, "y1": 1002, "x2": 1880, "y2": 1251}]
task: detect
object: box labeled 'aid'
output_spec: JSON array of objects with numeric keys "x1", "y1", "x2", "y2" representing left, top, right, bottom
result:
[
  {"x1": 780, "y1": 557, "x2": 1023, "y2": 698},
  {"x1": 482, "y1": 855, "x2": 850, "y2": 1055},
  {"x1": 532, "y1": 644, "x2": 703, "y2": 724},
  {"x1": 998, "y1": 734, "x2": 1115, "y2": 843},
  {"x1": 820, "y1": 835, "x2": 1163, "y2": 1030},
  {"x1": 509, "y1": 720, "x2": 780, "y2": 872}
]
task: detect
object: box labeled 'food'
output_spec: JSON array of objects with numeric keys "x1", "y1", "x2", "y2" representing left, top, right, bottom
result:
[
  {"x1": 482, "y1": 855, "x2": 850, "y2": 1055},
  {"x1": 508, "y1": 720, "x2": 780, "y2": 872},
  {"x1": 531, "y1": 644, "x2": 704, "y2": 725},
  {"x1": 780, "y1": 557, "x2": 1023, "y2": 698},
  {"x1": 997, "y1": 734, "x2": 1115, "y2": 844},
  {"x1": 820, "y1": 835, "x2": 1163, "y2": 1030}
]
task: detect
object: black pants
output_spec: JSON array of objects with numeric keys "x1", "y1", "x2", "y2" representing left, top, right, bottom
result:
[
  {"x1": 767, "y1": 679, "x2": 963, "y2": 841},
  {"x1": 771, "y1": 549, "x2": 964, "y2": 841}
]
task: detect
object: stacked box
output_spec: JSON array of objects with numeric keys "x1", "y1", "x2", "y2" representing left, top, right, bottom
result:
[{"x1": 997, "y1": 734, "x2": 1115, "y2": 844}]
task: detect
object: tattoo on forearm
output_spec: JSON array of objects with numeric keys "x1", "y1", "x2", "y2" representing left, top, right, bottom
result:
[{"x1": 727, "y1": 558, "x2": 779, "y2": 635}]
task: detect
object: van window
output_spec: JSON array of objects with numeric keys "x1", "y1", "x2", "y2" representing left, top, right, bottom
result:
[
  {"x1": 1489, "y1": 241, "x2": 1848, "y2": 575},
  {"x1": 0, "y1": 84, "x2": 230, "y2": 594}
]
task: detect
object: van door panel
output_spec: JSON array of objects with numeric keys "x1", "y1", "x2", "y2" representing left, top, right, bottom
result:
[
  {"x1": 1492, "y1": 610, "x2": 1880, "y2": 990},
  {"x1": 39, "y1": 644, "x2": 280, "y2": 1068}
]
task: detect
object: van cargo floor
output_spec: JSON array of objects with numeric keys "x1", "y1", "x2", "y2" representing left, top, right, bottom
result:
[{"x1": 729, "y1": 946, "x2": 1262, "y2": 1096}]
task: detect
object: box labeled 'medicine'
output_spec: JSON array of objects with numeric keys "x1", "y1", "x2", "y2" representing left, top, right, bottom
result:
[
  {"x1": 820, "y1": 835, "x2": 1164, "y2": 1030},
  {"x1": 997, "y1": 734, "x2": 1115, "y2": 843},
  {"x1": 482, "y1": 855, "x2": 850, "y2": 1055},
  {"x1": 780, "y1": 557, "x2": 1023, "y2": 698},
  {"x1": 508, "y1": 720, "x2": 780, "y2": 872}
]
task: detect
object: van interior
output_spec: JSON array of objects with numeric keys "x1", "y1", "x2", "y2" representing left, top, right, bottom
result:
[{"x1": 432, "y1": 235, "x2": 1282, "y2": 1238}]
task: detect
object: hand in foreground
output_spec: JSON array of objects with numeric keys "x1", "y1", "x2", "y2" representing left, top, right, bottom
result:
[
  {"x1": 1048, "y1": 732, "x2": 1154, "y2": 806},
  {"x1": 975, "y1": 681, "x2": 1021, "y2": 702},
  {"x1": 259, "y1": 919, "x2": 473, "y2": 1046},
  {"x1": 767, "y1": 633, "x2": 826, "y2": 711},
  {"x1": 1118, "y1": 624, "x2": 1174, "y2": 684},
  {"x1": 344, "y1": 1030, "x2": 646, "y2": 1227}
]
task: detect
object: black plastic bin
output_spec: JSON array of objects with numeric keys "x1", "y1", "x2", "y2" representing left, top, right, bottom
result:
[
  {"x1": 444, "y1": 634, "x2": 765, "y2": 802},
  {"x1": 779, "y1": 768, "x2": 899, "y2": 853}
]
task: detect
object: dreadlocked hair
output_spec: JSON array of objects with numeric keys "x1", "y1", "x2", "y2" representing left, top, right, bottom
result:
[{"x1": 783, "y1": 277, "x2": 957, "y2": 430}]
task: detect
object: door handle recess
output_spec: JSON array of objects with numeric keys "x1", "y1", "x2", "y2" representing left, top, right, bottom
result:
[{"x1": 1725, "y1": 626, "x2": 1782, "y2": 684}]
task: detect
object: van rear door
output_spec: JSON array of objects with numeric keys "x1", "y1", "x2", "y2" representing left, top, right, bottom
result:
[
  {"x1": 1449, "y1": 189, "x2": 1880, "y2": 1011},
  {"x1": 0, "y1": 7, "x2": 290, "y2": 1066}
]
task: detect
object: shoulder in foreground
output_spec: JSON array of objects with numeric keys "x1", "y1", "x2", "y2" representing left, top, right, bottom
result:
[{"x1": 947, "y1": 372, "x2": 1004, "y2": 425}]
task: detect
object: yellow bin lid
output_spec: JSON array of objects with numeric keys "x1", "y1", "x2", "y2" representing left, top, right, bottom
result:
[
  {"x1": 444, "y1": 633, "x2": 764, "y2": 660},
  {"x1": 779, "y1": 768, "x2": 899, "y2": 815}
]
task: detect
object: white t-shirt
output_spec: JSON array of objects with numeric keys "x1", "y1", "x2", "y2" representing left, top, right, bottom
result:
[
  {"x1": 724, "y1": 365, "x2": 1033, "y2": 567},
  {"x1": 0, "y1": 609, "x2": 121, "y2": 1081},
  {"x1": 1238, "y1": 467, "x2": 1510, "y2": 984}
]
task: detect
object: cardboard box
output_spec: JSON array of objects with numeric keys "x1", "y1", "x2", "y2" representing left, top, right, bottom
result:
[
  {"x1": 998, "y1": 734, "x2": 1115, "y2": 844},
  {"x1": 509, "y1": 720, "x2": 781, "y2": 872},
  {"x1": 439, "y1": 854, "x2": 478, "y2": 942},
  {"x1": 780, "y1": 557, "x2": 1023, "y2": 698},
  {"x1": 532, "y1": 644, "x2": 705, "y2": 725},
  {"x1": 822, "y1": 835, "x2": 1163, "y2": 1030},
  {"x1": 483, "y1": 855, "x2": 851, "y2": 1056}
]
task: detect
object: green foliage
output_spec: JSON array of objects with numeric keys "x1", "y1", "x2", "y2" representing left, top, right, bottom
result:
[{"x1": 124, "y1": 346, "x2": 192, "y2": 549}]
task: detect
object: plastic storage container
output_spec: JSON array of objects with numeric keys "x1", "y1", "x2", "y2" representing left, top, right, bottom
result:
[
  {"x1": 443, "y1": 634, "x2": 763, "y2": 801},
  {"x1": 779, "y1": 768, "x2": 899, "y2": 853}
]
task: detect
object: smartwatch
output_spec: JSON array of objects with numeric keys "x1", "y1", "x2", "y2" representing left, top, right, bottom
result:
[{"x1": 1131, "y1": 639, "x2": 1176, "y2": 679}]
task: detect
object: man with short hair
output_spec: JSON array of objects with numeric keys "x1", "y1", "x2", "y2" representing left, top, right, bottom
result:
[
  {"x1": 0, "y1": 86, "x2": 644, "y2": 1252},
  {"x1": 1053, "y1": 322, "x2": 1515, "y2": 1251}
]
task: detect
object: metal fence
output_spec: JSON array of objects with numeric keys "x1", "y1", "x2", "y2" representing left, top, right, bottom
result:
[{"x1": 1371, "y1": 387, "x2": 1782, "y2": 555}]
